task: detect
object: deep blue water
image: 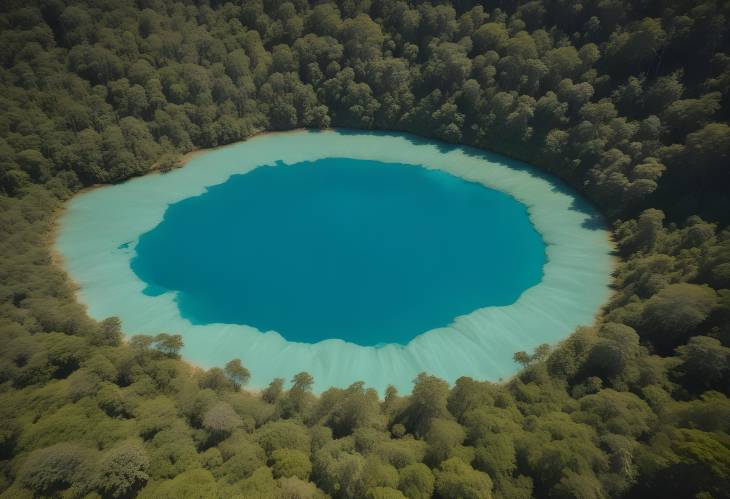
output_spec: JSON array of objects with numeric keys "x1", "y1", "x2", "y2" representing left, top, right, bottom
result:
[{"x1": 131, "y1": 158, "x2": 546, "y2": 346}]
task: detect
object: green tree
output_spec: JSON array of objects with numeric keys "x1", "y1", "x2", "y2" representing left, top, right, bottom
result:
[
  {"x1": 256, "y1": 420, "x2": 311, "y2": 456},
  {"x1": 434, "y1": 457, "x2": 493, "y2": 499},
  {"x1": 202, "y1": 402, "x2": 242, "y2": 438},
  {"x1": 675, "y1": 336, "x2": 730, "y2": 392},
  {"x1": 366, "y1": 486, "x2": 407, "y2": 499},
  {"x1": 140, "y1": 469, "x2": 219, "y2": 498},
  {"x1": 513, "y1": 351, "x2": 531, "y2": 368},
  {"x1": 136, "y1": 396, "x2": 178, "y2": 439},
  {"x1": 575, "y1": 389, "x2": 656, "y2": 438},
  {"x1": 263, "y1": 377, "x2": 285, "y2": 403},
  {"x1": 684, "y1": 123, "x2": 730, "y2": 184},
  {"x1": 642, "y1": 283, "x2": 717, "y2": 349},
  {"x1": 425, "y1": 418, "x2": 465, "y2": 465},
  {"x1": 406, "y1": 373, "x2": 450, "y2": 436},
  {"x1": 224, "y1": 358, "x2": 250, "y2": 390},
  {"x1": 398, "y1": 462, "x2": 434, "y2": 499},
  {"x1": 153, "y1": 333, "x2": 183, "y2": 358},
  {"x1": 340, "y1": 14, "x2": 383, "y2": 61},
  {"x1": 96, "y1": 440, "x2": 150, "y2": 498},
  {"x1": 271, "y1": 448, "x2": 313, "y2": 480},
  {"x1": 18, "y1": 443, "x2": 95, "y2": 497}
]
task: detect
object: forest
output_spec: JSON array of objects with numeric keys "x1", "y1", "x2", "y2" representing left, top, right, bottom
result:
[{"x1": 0, "y1": 0, "x2": 729, "y2": 497}]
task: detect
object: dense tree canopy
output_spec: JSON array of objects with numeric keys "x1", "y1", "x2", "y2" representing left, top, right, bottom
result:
[{"x1": 0, "y1": 0, "x2": 728, "y2": 497}]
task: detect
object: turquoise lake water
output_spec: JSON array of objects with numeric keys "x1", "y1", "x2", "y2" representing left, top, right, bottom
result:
[
  {"x1": 57, "y1": 130, "x2": 613, "y2": 393},
  {"x1": 131, "y1": 158, "x2": 546, "y2": 346}
]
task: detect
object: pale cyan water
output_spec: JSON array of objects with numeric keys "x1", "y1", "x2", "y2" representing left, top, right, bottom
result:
[
  {"x1": 130, "y1": 158, "x2": 546, "y2": 346},
  {"x1": 56, "y1": 130, "x2": 614, "y2": 393}
]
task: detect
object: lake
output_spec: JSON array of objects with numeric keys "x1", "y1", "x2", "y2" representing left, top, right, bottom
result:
[
  {"x1": 131, "y1": 157, "x2": 546, "y2": 346},
  {"x1": 56, "y1": 130, "x2": 613, "y2": 393}
]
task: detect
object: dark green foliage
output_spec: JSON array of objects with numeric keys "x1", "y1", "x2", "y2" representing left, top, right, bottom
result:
[
  {"x1": 0, "y1": 0, "x2": 728, "y2": 497},
  {"x1": 675, "y1": 336, "x2": 730, "y2": 393},
  {"x1": 17, "y1": 442, "x2": 94, "y2": 496}
]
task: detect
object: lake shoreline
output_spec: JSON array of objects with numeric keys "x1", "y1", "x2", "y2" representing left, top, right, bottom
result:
[{"x1": 51, "y1": 129, "x2": 618, "y2": 393}]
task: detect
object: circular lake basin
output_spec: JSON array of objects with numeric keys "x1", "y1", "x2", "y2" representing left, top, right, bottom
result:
[
  {"x1": 56, "y1": 130, "x2": 613, "y2": 393},
  {"x1": 131, "y1": 157, "x2": 546, "y2": 346}
]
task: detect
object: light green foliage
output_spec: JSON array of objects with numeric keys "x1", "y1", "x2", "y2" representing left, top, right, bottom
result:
[
  {"x1": 366, "y1": 486, "x2": 407, "y2": 499},
  {"x1": 256, "y1": 420, "x2": 312, "y2": 456},
  {"x1": 315, "y1": 381, "x2": 385, "y2": 438},
  {"x1": 218, "y1": 431, "x2": 256, "y2": 461},
  {"x1": 424, "y1": 418, "x2": 465, "y2": 465},
  {"x1": 361, "y1": 455, "x2": 399, "y2": 491},
  {"x1": 224, "y1": 358, "x2": 251, "y2": 390},
  {"x1": 214, "y1": 439, "x2": 266, "y2": 484},
  {"x1": 147, "y1": 427, "x2": 201, "y2": 479},
  {"x1": 83, "y1": 353, "x2": 118, "y2": 382},
  {"x1": 375, "y1": 438, "x2": 427, "y2": 469},
  {"x1": 271, "y1": 448, "x2": 312, "y2": 480},
  {"x1": 280, "y1": 372, "x2": 316, "y2": 417},
  {"x1": 225, "y1": 393, "x2": 272, "y2": 429},
  {"x1": 398, "y1": 463, "x2": 434, "y2": 499},
  {"x1": 312, "y1": 437, "x2": 367, "y2": 497},
  {"x1": 276, "y1": 476, "x2": 327, "y2": 498},
  {"x1": 136, "y1": 396, "x2": 178, "y2": 439},
  {"x1": 18, "y1": 400, "x2": 132, "y2": 452},
  {"x1": 447, "y1": 377, "x2": 496, "y2": 421},
  {"x1": 406, "y1": 373, "x2": 451, "y2": 436},
  {"x1": 139, "y1": 469, "x2": 219, "y2": 498},
  {"x1": 435, "y1": 457, "x2": 493, "y2": 499},
  {"x1": 550, "y1": 470, "x2": 606, "y2": 499},
  {"x1": 635, "y1": 428, "x2": 730, "y2": 498},
  {"x1": 659, "y1": 429, "x2": 730, "y2": 477},
  {"x1": 473, "y1": 433, "x2": 516, "y2": 478},
  {"x1": 237, "y1": 466, "x2": 277, "y2": 497},
  {"x1": 43, "y1": 332, "x2": 88, "y2": 378},
  {"x1": 575, "y1": 389, "x2": 656, "y2": 437},
  {"x1": 200, "y1": 447, "x2": 223, "y2": 470},
  {"x1": 546, "y1": 327, "x2": 598, "y2": 379},
  {"x1": 516, "y1": 413, "x2": 607, "y2": 494},
  {"x1": 176, "y1": 387, "x2": 218, "y2": 428}
]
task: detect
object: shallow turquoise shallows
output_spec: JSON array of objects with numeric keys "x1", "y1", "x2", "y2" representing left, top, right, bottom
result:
[
  {"x1": 56, "y1": 130, "x2": 614, "y2": 393},
  {"x1": 130, "y1": 158, "x2": 546, "y2": 346}
]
